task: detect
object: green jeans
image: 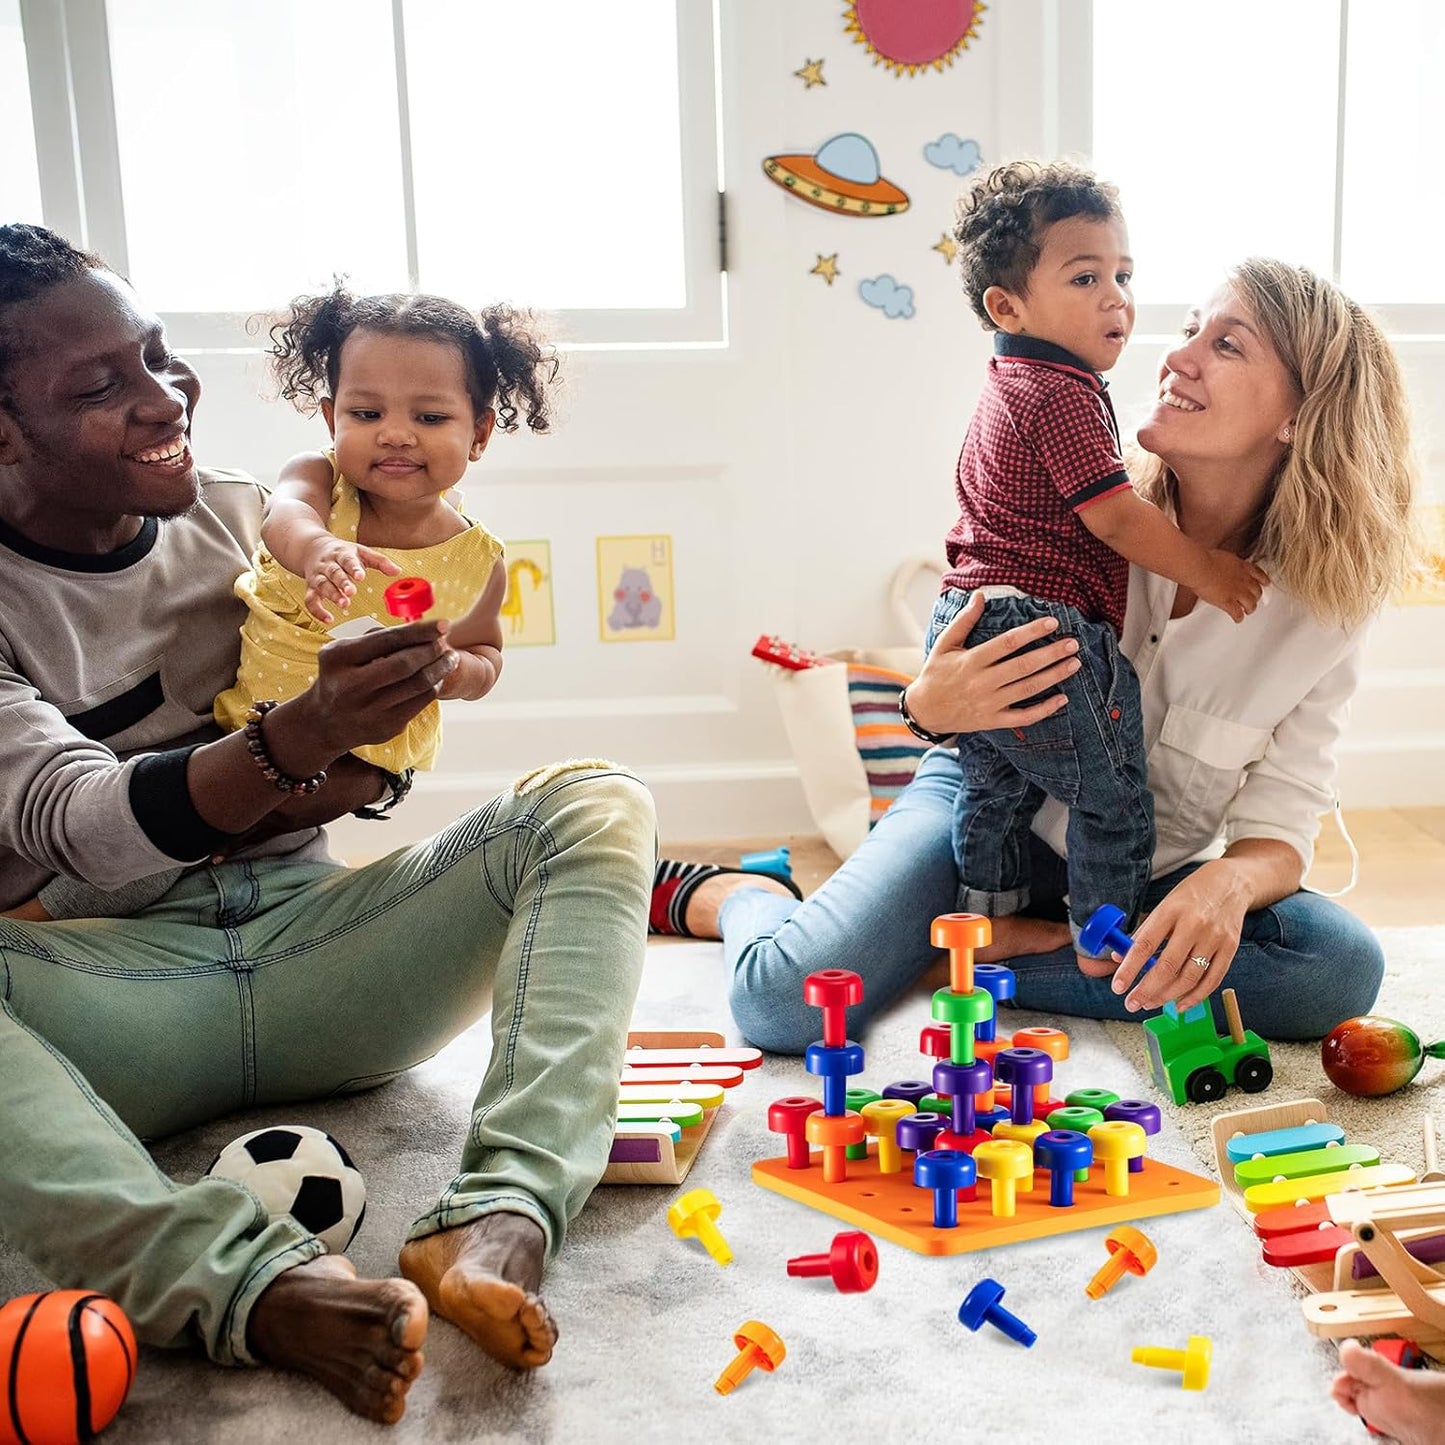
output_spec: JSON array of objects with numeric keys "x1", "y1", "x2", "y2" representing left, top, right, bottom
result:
[{"x1": 0, "y1": 764, "x2": 654, "y2": 1367}]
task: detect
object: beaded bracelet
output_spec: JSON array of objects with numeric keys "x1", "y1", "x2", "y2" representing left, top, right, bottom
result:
[{"x1": 243, "y1": 700, "x2": 328, "y2": 795}]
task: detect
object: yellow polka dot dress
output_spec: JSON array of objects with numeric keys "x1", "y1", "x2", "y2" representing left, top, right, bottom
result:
[{"x1": 215, "y1": 467, "x2": 502, "y2": 772}]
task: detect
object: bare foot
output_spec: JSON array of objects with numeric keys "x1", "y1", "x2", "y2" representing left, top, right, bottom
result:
[
  {"x1": 1332, "y1": 1339, "x2": 1445, "y2": 1443},
  {"x1": 399, "y1": 1212, "x2": 557, "y2": 1369},
  {"x1": 919, "y1": 915, "x2": 1071, "y2": 991},
  {"x1": 683, "y1": 871, "x2": 796, "y2": 939},
  {"x1": 247, "y1": 1254, "x2": 427, "y2": 1425},
  {"x1": 1075, "y1": 951, "x2": 1119, "y2": 979}
]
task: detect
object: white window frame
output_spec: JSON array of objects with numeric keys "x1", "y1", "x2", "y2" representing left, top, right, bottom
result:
[
  {"x1": 1029, "y1": 0, "x2": 1445, "y2": 343},
  {"x1": 18, "y1": 0, "x2": 725, "y2": 351}
]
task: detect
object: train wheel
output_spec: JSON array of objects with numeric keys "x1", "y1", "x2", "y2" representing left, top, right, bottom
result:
[
  {"x1": 1185, "y1": 1066, "x2": 1227, "y2": 1103},
  {"x1": 1236, "y1": 1054, "x2": 1273, "y2": 1094}
]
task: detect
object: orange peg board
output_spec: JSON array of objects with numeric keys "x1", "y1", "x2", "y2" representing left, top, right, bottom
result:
[{"x1": 752, "y1": 1147, "x2": 1220, "y2": 1255}]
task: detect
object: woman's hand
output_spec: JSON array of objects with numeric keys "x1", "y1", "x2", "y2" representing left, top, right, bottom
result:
[
  {"x1": 903, "y1": 590, "x2": 1083, "y2": 738},
  {"x1": 1108, "y1": 859, "x2": 1252, "y2": 1013}
]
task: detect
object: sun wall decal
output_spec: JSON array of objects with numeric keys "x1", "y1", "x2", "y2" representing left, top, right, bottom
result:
[{"x1": 844, "y1": 0, "x2": 986, "y2": 76}]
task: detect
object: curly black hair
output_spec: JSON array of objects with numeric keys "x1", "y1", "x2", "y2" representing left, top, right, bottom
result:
[
  {"x1": 953, "y1": 160, "x2": 1123, "y2": 330},
  {"x1": 266, "y1": 284, "x2": 559, "y2": 434},
  {"x1": 0, "y1": 223, "x2": 105, "y2": 407}
]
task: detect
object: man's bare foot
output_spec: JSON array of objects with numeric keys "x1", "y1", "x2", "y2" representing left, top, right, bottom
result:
[
  {"x1": 1332, "y1": 1339, "x2": 1445, "y2": 1443},
  {"x1": 399, "y1": 1212, "x2": 556, "y2": 1370},
  {"x1": 247, "y1": 1254, "x2": 427, "y2": 1425},
  {"x1": 683, "y1": 871, "x2": 796, "y2": 939}
]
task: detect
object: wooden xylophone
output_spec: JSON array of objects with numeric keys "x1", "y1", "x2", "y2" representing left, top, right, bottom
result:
[
  {"x1": 1210, "y1": 1096, "x2": 1445, "y2": 1361},
  {"x1": 602, "y1": 1031, "x2": 763, "y2": 1186}
]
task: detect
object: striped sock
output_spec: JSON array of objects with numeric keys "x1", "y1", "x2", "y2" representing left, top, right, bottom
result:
[{"x1": 648, "y1": 859, "x2": 801, "y2": 937}]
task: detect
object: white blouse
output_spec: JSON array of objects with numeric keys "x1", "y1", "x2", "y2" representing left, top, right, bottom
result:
[{"x1": 1032, "y1": 564, "x2": 1362, "y2": 881}]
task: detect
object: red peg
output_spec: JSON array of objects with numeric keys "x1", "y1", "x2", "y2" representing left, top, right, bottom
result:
[
  {"x1": 786, "y1": 1230, "x2": 879, "y2": 1293},
  {"x1": 768, "y1": 1095, "x2": 822, "y2": 1169},
  {"x1": 384, "y1": 575, "x2": 434, "y2": 620},
  {"x1": 919, "y1": 1024, "x2": 952, "y2": 1060},
  {"x1": 803, "y1": 969, "x2": 863, "y2": 1048}
]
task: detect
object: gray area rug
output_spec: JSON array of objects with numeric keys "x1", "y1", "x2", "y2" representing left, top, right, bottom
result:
[{"x1": 7, "y1": 929, "x2": 1440, "y2": 1443}]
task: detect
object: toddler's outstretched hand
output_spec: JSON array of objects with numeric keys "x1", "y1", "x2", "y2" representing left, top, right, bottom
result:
[
  {"x1": 1197, "y1": 550, "x2": 1270, "y2": 623},
  {"x1": 300, "y1": 538, "x2": 403, "y2": 623}
]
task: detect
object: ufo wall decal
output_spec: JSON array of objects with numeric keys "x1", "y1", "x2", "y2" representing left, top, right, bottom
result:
[{"x1": 762, "y1": 132, "x2": 910, "y2": 217}]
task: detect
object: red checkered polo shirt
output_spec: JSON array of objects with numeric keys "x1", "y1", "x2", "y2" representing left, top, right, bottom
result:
[{"x1": 941, "y1": 333, "x2": 1133, "y2": 633}]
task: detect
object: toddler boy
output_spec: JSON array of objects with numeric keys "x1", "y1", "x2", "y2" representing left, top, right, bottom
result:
[{"x1": 901, "y1": 160, "x2": 1266, "y2": 959}]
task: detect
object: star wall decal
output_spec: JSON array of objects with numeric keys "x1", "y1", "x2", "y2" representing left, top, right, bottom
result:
[
  {"x1": 933, "y1": 233, "x2": 959, "y2": 263},
  {"x1": 794, "y1": 58, "x2": 827, "y2": 88},
  {"x1": 810, "y1": 253, "x2": 841, "y2": 285}
]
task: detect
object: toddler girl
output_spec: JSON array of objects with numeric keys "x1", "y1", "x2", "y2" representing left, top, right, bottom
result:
[{"x1": 214, "y1": 284, "x2": 558, "y2": 773}]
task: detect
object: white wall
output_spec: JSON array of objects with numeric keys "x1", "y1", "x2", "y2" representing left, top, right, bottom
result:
[{"x1": 180, "y1": 1, "x2": 1443, "y2": 856}]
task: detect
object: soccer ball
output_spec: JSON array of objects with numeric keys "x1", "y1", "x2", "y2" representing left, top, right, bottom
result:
[{"x1": 206, "y1": 1125, "x2": 367, "y2": 1254}]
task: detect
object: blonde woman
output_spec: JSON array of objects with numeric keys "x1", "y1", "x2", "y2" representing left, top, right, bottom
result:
[{"x1": 659, "y1": 258, "x2": 1420, "y2": 1052}]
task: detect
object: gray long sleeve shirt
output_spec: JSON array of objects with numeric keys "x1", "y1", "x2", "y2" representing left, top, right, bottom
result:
[{"x1": 0, "y1": 470, "x2": 331, "y2": 913}]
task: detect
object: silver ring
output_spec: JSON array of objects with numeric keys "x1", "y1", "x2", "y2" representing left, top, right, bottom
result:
[{"x1": 1190, "y1": 954, "x2": 1212, "y2": 970}]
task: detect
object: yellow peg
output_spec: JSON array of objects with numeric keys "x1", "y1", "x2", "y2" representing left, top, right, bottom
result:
[
  {"x1": 1131, "y1": 1334, "x2": 1212, "y2": 1391},
  {"x1": 667, "y1": 1187, "x2": 733, "y2": 1266}
]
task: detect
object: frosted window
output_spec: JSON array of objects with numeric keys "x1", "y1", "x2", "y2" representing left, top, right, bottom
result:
[
  {"x1": 106, "y1": 0, "x2": 408, "y2": 311},
  {"x1": 1093, "y1": 1, "x2": 1339, "y2": 303},
  {"x1": 404, "y1": 0, "x2": 686, "y2": 310},
  {"x1": 1339, "y1": 0, "x2": 1444, "y2": 302},
  {"x1": 0, "y1": 0, "x2": 43, "y2": 225}
]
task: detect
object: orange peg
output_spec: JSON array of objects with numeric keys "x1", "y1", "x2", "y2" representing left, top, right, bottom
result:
[
  {"x1": 930, "y1": 913, "x2": 991, "y2": 996},
  {"x1": 805, "y1": 1110, "x2": 866, "y2": 1184},
  {"x1": 1086, "y1": 1225, "x2": 1158, "y2": 1299},
  {"x1": 714, "y1": 1319, "x2": 786, "y2": 1395}
]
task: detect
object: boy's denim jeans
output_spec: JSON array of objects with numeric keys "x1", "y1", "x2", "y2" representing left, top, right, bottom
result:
[
  {"x1": 927, "y1": 587, "x2": 1154, "y2": 951},
  {"x1": 0, "y1": 767, "x2": 654, "y2": 1366}
]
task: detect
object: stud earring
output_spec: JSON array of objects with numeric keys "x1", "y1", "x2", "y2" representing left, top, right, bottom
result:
[{"x1": 1281, "y1": 426, "x2": 1293, "y2": 443}]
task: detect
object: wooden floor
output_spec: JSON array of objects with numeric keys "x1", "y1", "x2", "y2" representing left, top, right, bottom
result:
[{"x1": 664, "y1": 807, "x2": 1445, "y2": 930}]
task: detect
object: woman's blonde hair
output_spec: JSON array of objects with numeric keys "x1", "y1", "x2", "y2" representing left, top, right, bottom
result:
[{"x1": 1133, "y1": 257, "x2": 1421, "y2": 629}]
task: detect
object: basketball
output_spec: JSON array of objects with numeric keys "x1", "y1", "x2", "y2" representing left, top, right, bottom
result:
[{"x1": 0, "y1": 1290, "x2": 136, "y2": 1445}]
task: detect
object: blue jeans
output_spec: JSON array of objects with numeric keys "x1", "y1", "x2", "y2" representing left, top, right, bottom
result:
[
  {"x1": 0, "y1": 766, "x2": 655, "y2": 1365},
  {"x1": 928, "y1": 588, "x2": 1154, "y2": 949},
  {"x1": 724, "y1": 747, "x2": 1383, "y2": 1055}
]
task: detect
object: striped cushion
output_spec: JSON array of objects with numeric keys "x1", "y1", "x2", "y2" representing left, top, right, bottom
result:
[{"x1": 847, "y1": 663, "x2": 931, "y2": 827}]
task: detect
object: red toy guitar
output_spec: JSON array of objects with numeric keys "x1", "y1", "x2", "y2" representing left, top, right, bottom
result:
[{"x1": 750, "y1": 634, "x2": 836, "y2": 671}]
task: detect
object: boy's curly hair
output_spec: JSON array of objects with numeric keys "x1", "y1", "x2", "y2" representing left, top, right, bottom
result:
[
  {"x1": 953, "y1": 160, "x2": 1123, "y2": 330},
  {"x1": 265, "y1": 283, "x2": 559, "y2": 433}
]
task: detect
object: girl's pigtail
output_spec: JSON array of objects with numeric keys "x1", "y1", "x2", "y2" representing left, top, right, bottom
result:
[
  {"x1": 268, "y1": 282, "x2": 355, "y2": 413},
  {"x1": 477, "y1": 304, "x2": 559, "y2": 434}
]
